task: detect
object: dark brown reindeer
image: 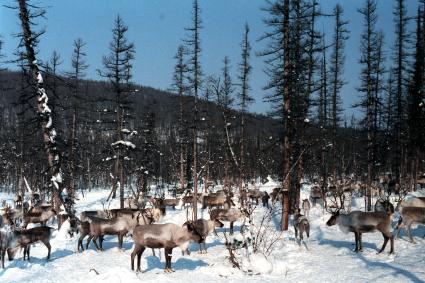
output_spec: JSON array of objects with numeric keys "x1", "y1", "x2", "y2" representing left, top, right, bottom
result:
[
  {"x1": 209, "y1": 208, "x2": 249, "y2": 235},
  {"x1": 10, "y1": 226, "x2": 54, "y2": 261},
  {"x1": 130, "y1": 222, "x2": 202, "y2": 273},
  {"x1": 326, "y1": 208, "x2": 394, "y2": 254}
]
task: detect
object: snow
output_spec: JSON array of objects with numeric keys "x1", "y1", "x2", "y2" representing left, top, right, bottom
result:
[
  {"x1": 111, "y1": 140, "x2": 136, "y2": 149},
  {"x1": 36, "y1": 72, "x2": 43, "y2": 84},
  {"x1": 0, "y1": 186, "x2": 424, "y2": 283}
]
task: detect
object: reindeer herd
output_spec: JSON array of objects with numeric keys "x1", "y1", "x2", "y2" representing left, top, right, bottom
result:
[{"x1": 0, "y1": 179, "x2": 424, "y2": 273}]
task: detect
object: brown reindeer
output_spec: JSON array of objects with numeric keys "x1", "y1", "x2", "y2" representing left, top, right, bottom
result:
[
  {"x1": 183, "y1": 219, "x2": 224, "y2": 253},
  {"x1": 163, "y1": 198, "x2": 180, "y2": 210},
  {"x1": 302, "y1": 199, "x2": 311, "y2": 218},
  {"x1": 0, "y1": 227, "x2": 14, "y2": 268},
  {"x1": 395, "y1": 207, "x2": 425, "y2": 243},
  {"x1": 247, "y1": 189, "x2": 262, "y2": 205},
  {"x1": 80, "y1": 210, "x2": 111, "y2": 222},
  {"x1": 293, "y1": 212, "x2": 310, "y2": 242},
  {"x1": 131, "y1": 222, "x2": 202, "y2": 273},
  {"x1": 86, "y1": 208, "x2": 162, "y2": 251},
  {"x1": 209, "y1": 208, "x2": 249, "y2": 235},
  {"x1": 23, "y1": 207, "x2": 57, "y2": 228},
  {"x1": 202, "y1": 194, "x2": 234, "y2": 210}
]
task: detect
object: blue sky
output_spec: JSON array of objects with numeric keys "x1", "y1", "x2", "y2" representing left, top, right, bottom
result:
[{"x1": 0, "y1": 0, "x2": 420, "y2": 119}]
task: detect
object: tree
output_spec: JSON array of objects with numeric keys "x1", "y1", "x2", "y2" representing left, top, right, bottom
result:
[
  {"x1": 17, "y1": 0, "x2": 65, "y2": 212},
  {"x1": 99, "y1": 15, "x2": 136, "y2": 208},
  {"x1": 392, "y1": 0, "x2": 410, "y2": 182},
  {"x1": 184, "y1": 0, "x2": 202, "y2": 220},
  {"x1": 330, "y1": 4, "x2": 349, "y2": 182},
  {"x1": 260, "y1": 0, "x2": 292, "y2": 231},
  {"x1": 408, "y1": 6, "x2": 425, "y2": 190},
  {"x1": 237, "y1": 23, "x2": 253, "y2": 198},
  {"x1": 357, "y1": 0, "x2": 380, "y2": 211},
  {"x1": 66, "y1": 38, "x2": 88, "y2": 202},
  {"x1": 171, "y1": 45, "x2": 189, "y2": 191}
]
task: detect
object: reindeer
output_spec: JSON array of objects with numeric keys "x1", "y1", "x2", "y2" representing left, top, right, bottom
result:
[
  {"x1": 131, "y1": 222, "x2": 202, "y2": 273},
  {"x1": 10, "y1": 226, "x2": 54, "y2": 261},
  {"x1": 86, "y1": 208, "x2": 162, "y2": 251},
  {"x1": 0, "y1": 206, "x2": 18, "y2": 227},
  {"x1": 85, "y1": 211, "x2": 141, "y2": 251},
  {"x1": 309, "y1": 185, "x2": 322, "y2": 207},
  {"x1": 293, "y1": 212, "x2": 310, "y2": 242},
  {"x1": 183, "y1": 219, "x2": 224, "y2": 253},
  {"x1": 302, "y1": 199, "x2": 311, "y2": 218},
  {"x1": 374, "y1": 198, "x2": 395, "y2": 213},
  {"x1": 23, "y1": 206, "x2": 57, "y2": 228},
  {"x1": 247, "y1": 189, "x2": 262, "y2": 205},
  {"x1": 202, "y1": 194, "x2": 234, "y2": 210},
  {"x1": 326, "y1": 209, "x2": 394, "y2": 254},
  {"x1": 80, "y1": 210, "x2": 110, "y2": 222},
  {"x1": 14, "y1": 194, "x2": 23, "y2": 210},
  {"x1": 270, "y1": 188, "x2": 282, "y2": 205},
  {"x1": 396, "y1": 196, "x2": 425, "y2": 211},
  {"x1": 209, "y1": 208, "x2": 249, "y2": 235},
  {"x1": 0, "y1": 226, "x2": 15, "y2": 268},
  {"x1": 163, "y1": 198, "x2": 180, "y2": 210},
  {"x1": 395, "y1": 207, "x2": 425, "y2": 243}
]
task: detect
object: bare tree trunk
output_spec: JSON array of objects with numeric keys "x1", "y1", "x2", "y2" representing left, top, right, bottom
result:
[{"x1": 281, "y1": 0, "x2": 291, "y2": 231}]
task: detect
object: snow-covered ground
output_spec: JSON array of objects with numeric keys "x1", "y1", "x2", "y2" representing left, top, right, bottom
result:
[{"x1": 0, "y1": 184, "x2": 424, "y2": 283}]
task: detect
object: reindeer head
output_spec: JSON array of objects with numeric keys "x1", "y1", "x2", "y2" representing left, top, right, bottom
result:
[
  {"x1": 326, "y1": 208, "x2": 341, "y2": 226},
  {"x1": 183, "y1": 221, "x2": 203, "y2": 243}
]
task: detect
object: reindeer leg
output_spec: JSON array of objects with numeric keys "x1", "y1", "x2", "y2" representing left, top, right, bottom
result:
[
  {"x1": 86, "y1": 235, "x2": 93, "y2": 250},
  {"x1": 353, "y1": 232, "x2": 359, "y2": 252},
  {"x1": 294, "y1": 227, "x2": 298, "y2": 242},
  {"x1": 378, "y1": 233, "x2": 389, "y2": 254},
  {"x1": 406, "y1": 223, "x2": 415, "y2": 244},
  {"x1": 131, "y1": 244, "x2": 141, "y2": 272},
  {"x1": 358, "y1": 233, "x2": 363, "y2": 252},
  {"x1": 389, "y1": 235, "x2": 394, "y2": 254},
  {"x1": 230, "y1": 222, "x2": 234, "y2": 235},
  {"x1": 1, "y1": 250, "x2": 5, "y2": 268},
  {"x1": 92, "y1": 235, "x2": 101, "y2": 251},
  {"x1": 118, "y1": 234, "x2": 124, "y2": 249},
  {"x1": 164, "y1": 247, "x2": 171, "y2": 273},
  {"x1": 99, "y1": 236, "x2": 105, "y2": 250},
  {"x1": 78, "y1": 234, "x2": 85, "y2": 252},
  {"x1": 137, "y1": 246, "x2": 145, "y2": 272},
  {"x1": 43, "y1": 241, "x2": 51, "y2": 260},
  {"x1": 395, "y1": 218, "x2": 403, "y2": 239}
]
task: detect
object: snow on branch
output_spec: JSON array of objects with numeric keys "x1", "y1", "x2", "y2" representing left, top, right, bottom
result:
[{"x1": 111, "y1": 140, "x2": 136, "y2": 149}]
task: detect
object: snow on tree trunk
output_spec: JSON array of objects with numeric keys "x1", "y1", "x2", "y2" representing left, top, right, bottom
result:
[{"x1": 18, "y1": 0, "x2": 64, "y2": 212}]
